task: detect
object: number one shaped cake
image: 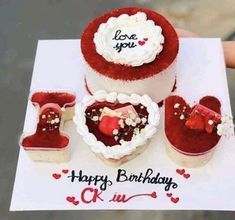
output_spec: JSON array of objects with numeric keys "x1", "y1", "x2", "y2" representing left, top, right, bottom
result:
[{"x1": 81, "y1": 7, "x2": 179, "y2": 103}]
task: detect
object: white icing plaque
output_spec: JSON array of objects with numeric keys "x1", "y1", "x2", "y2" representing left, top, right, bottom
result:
[{"x1": 94, "y1": 12, "x2": 164, "y2": 67}]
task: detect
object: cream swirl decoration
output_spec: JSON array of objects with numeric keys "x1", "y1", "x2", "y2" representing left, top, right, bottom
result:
[
  {"x1": 74, "y1": 90, "x2": 160, "y2": 160},
  {"x1": 93, "y1": 12, "x2": 164, "y2": 67}
]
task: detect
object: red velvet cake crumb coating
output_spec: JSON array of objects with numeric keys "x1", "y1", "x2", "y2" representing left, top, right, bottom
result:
[
  {"x1": 31, "y1": 92, "x2": 76, "y2": 108},
  {"x1": 81, "y1": 7, "x2": 179, "y2": 81},
  {"x1": 165, "y1": 96, "x2": 221, "y2": 154}
]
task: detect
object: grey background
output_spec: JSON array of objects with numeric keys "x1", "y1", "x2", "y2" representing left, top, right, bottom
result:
[{"x1": 0, "y1": 0, "x2": 234, "y2": 219}]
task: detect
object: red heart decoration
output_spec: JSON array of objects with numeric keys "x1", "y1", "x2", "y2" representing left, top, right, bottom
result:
[
  {"x1": 52, "y1": 173, "x2": 61, "y2": 179},
  {"x1": 165, "y1": 96, "x2": 221, "y2": 154},
  {"x1": 138, "y1": 40, "x2": 145, "y2": 46},
  {"x1": 166, "y1": 193, "x2": 172, "y2": 197},
  {"x1": 171, "y1": 197, "x2": 179, "y2": 203},
  {"x1": 176, "y1": 169, "x2": 185, "y2": 175},
  {"x1": 143, "y1": 38, "x2": 148, "y2": 41},
  {"x1": 66, "y1": 196, "x2": 75, "y2": 203},
  {"x1": 150, "y1": 192, "x2": 157, "y2": 198},
  {"x1": 62, "y1": 169, "x2": 69, "y2": 174},
  {"x1": 73, "y1": 200, "x2": 79, "y2": 206},
  {"x1": 183, "y1": 173, "x2": 190, "y2": 179},
  {"x1": 98, "y1": 116, "x2": 120, "y2": 137}
]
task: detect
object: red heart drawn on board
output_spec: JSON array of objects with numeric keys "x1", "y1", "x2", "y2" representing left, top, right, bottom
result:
[
  {"x1": 150, "y1": 192, "x2": 157, "y2": 198},
  {"x1": 72, "y1": 200, "x2": 79, "y2": 206},
  {"x1": 176, "y1": 169, "x2": 185, "y2": 175},
  {"x1": 66, "y1": 196, "x2": 75, "y2": 203},
  {"x1": 143, "y1": 38, "x2": 148, "y2": 41},
  {"x1": 166, "y1": 193, "x2": 172, "y2": 197},
  {"x1": 52, "y1": 173, "x2": 61, "y2": 179},
  {"x1": 138, "y1": 40, "x2": 145, "y2": 46},
  {"x1": 171, "y1": 197, "x2": 179, "y2": 203},
  {"x1": 183, "y1": 173, "x2": 191, "y2": 179},
  {"x1": 62, "y1": 169, "x2": 69, "y2": 174}
]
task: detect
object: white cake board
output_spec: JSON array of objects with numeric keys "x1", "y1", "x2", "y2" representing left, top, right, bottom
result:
[{"x1": 10, "y1": 39, "x2": 235, "y2": 211}]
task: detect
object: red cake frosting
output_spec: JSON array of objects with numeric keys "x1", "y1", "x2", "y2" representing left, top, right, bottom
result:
[
  {"x1": 31, "y1": 91, "x2": 76, "y2": 108},
  {"x1": 165, "y1": 95, "x2": 221, "y2": 154},
  {"x1": 81, "y1": 7, "x2": 179, "y2": 81},
  {"x1": 22, "y1": 103, "x2": 69, "y2": 149}
]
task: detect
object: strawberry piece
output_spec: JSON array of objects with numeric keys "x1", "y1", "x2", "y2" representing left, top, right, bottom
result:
[
  {"x1": 185, "y1": 114, "x2": 205, "y2": 131},
  {"x1": 98, "y1": 116, "x2": 120, "y2": 137}
]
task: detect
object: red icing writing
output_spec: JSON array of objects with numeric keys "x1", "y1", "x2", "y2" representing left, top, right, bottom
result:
[
  {"x1": 81, "y1": 187, "x2": 104, "y2": 204},
  {"x1": 109, "y1": 191, "x2": 157, "y2": 203}
]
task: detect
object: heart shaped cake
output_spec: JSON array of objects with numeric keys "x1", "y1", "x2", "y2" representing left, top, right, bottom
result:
[
  {"x1": 74, "y1": 90, "x2": 160, "y2": 166},
  {"x1": 165, "y1": 95, "x2": 222, "y2": 167}
]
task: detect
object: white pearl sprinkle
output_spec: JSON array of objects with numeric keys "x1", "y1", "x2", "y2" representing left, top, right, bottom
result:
[
  {"x1": 208, "y1": 120, "x2": 214, "y2": 125},
  {"x1": 42, "y1": 115, "x2": 46, "y2": 119},
  {"x1": 174, "y1": 103, "x2": 180, "y2": 109},
  {"x1": 114, "y1": 136, "x2": 118, "y2": 141},
  {"x1": 130, "y1": 113, "x2": 136, "y2": 120},
  {"x1": 120, "y1": 139, "x2": 124, "y2": 144},
  {"x1": 140, "y1": 106, "x2": 144, "y2": 109},
  {"x1": 135, "y1": 117, "x2": 141, "y2": 123},
  {"x1": 50, "y1": 120, "x2": 55, "y2": 124},
  {"x1": 180, "y1": 114, "x2": 185, "y2": 120},
  {"x1": 42, "y1": 128, "x2": 46, "y2": 131},
  {"x1": 125, "y1": 118, "x2": 132, "y2": 125},
  {"x1": 131, "y1": 122, "x2": 137, "y2": 127},
  {"x1": 174, "y1": 112, "x2": 177, "y2": 115},
  {"x1": 113, "y1": 129, "x2": 119, "y2": 135},
  {"x1": 93, "y1": 116, "x2": 99, "y2": 121},
  {"x1": 141, "y1": 118, "x2": 147, "y2": 124},
  {"x1": 54, "y1": 118, "x2": 60, "y2": 123}
]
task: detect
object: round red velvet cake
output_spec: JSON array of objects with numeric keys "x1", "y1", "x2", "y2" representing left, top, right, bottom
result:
[{"x1": 81, "y1": 7, "x2": 179, "y2": 103}]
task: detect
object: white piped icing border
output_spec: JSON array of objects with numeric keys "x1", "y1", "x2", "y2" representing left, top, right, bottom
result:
[
  {"x1": 74, "y1": 90, "x2": 160, "y2": 159},
  {"x1": 94, "y1": 12, "x2": 164, "y2": 67}
]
